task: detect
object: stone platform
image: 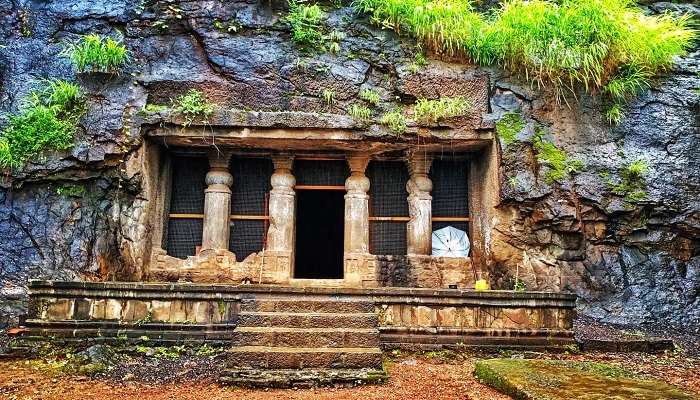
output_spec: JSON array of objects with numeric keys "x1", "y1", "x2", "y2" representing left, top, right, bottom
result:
[{"x1": 15, "y1": 280, "x2": 576, "y2": 386}]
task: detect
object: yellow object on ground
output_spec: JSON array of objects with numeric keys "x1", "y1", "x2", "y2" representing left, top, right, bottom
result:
[{"x1": 474, "y1": 279, "x2": 490, "y2": 291}]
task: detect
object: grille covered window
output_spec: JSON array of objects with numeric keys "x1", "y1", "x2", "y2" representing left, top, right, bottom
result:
[
  {"x1": 367, "y1": 161, "x2": 409, "y2": 255},
  {"x1": 165, "y1": 155, "x2": 208, "y2": 259},
  {"x1": 229, "y1": 157, "x2": 274, "y2": 260}
]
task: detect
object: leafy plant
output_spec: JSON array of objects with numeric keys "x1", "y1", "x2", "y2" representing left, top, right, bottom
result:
[
  {"x1": 606, "y1": 103, "x2": 624, "y2": 125},
  {"x1": 354, "y1": 0, "x2": 694, "y2": 105},
  {"x1": 533, "y1": 129, "x2": 583, "y2": 184},
  {"x1": 63, "y1": 34, "x2": 128, "y2": 74},
  {"x1": 322, "y1": 88, "x2": 336, "y2": 106},
  {"x1": 359, "y1": 88, "x2": 381, "y2": 106},
  {"x1": 172, "y1": 89, "x2": 215, "y2": 126},
  {"x1": 496, "y1": 113, "x2": 525, "y2": 145},
  {"x1": 327, "y1": 30, "x2": 345, "y2": 54},
  {"x1": 414, "y1": 96, "x2": 469, "y2": 124},
  {"x1": 56, "y1": 184, "x2": 85, "y2": 197},
  {"x1": 348, "y1": 103, "x2": 372, "y2": 121},
  {"x1": 380, "y1": 109, "x2": 407, "y2": 134},
  {"x1": 0, "y1": 79, "x2": 84, "y2": 170},
  {"x1": 286, "y1": 0, "x2": 325, "y2": 51}
]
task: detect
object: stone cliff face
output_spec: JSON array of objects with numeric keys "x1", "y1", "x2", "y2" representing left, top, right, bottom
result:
[{"x1": 0, "y1": 1, "x2": 698, "y2": 329}]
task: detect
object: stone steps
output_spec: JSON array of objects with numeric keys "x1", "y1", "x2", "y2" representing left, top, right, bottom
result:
[
  {"x1": 226, "y1": 346, "x2": 383, "y2": 369},
  {"x1": 239, "y1": 298, "x2": 374, "y2": 313},
  {"x1": 221, "y1": 294, "x2": 385, "y2": 387},
  {"x1": 237, "y1": 311, "x2": 378, "y2": 329},
  {"x1": 232, "y1": 327, "x2": 380, "y2": 348}
]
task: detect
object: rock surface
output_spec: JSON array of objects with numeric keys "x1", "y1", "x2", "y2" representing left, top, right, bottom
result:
[
  {"x1": 474, "y1": 358, "x2": 697, "y2": 400},
  {"x1": 0, "y1": 0, "x2": 698, "y2": 331}
]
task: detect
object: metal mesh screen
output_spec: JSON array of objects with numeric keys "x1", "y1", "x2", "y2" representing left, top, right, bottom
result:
[
  {"x1": 229, "y1": 220, "x2": 266, "y2": 261},
  {"x1": 367, "y1": 161, "x2": 409, "y2": 255},
  {"x1": 168, "y1": 156, "x2": 208, "y2": 214},
  {"x1": 166, "y1": 219, "x2": 204, "y2": 259},
  {"x1": 430, "y1": 158, "x2": 470, "y2": 244},
  {"x1": 430, "y1": 159, "x2": 469, "y2": 217},
  {"x1": 166, "y1": 155, "x2": 208, "y2": 259},
  {"x1": 367, "y1": 161, "x2": 409, "y2": 216},
  {"x1": 228, "y1": 157, "x2": 273, "y2": 260},
  {"x1": 370, "y1": 222, "x2": 407, "y2": 255},
  {"x1": 229, "y1": 157, "x2": 273, "y2": 215},
  {"x1": 294, "y1": 160, "x2": 348, "y2": 186}
]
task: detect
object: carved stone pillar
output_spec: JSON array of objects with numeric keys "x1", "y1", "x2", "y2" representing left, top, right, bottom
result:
[
  {"x1": 267, "y1": 154, "x2": 296, "y2": 252},
  {"x1": 344, "y1": 155, "x2": 371, "y2": 254},
  {"x1": 406, "y1": 153, "x2": 433, "y2": 255},
  {"x1": 201, "y1": 150, "x2": 233, "y2": 251}
]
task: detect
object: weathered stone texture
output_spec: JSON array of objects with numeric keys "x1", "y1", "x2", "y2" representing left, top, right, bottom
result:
[{"x1": 0, "y1": 0, "x2": 698, "y2": 332}]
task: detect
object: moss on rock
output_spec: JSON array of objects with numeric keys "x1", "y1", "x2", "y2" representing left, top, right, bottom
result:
[{"x1": 474, "y1": 359, "x2": 696, "y2": 400}]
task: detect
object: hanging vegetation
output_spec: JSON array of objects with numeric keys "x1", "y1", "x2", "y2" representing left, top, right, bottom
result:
[
  {"x1": 354, "y1": 0, "x2": 695, "y2": 120},
  {"x1": 63, "y1": 34, "x2": 128, "y2": 74},
  {"x1": 0, "y1": 79, "x2": 85, "y2": 170}
]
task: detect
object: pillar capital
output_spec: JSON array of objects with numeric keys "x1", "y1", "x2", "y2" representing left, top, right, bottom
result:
[
  {"x1": 406, "y1": 152, "x2": 433, "y2": 178},
  {"x1": 271, "y1": 153, "x2": 294, "y2": 171},
  {"x1": 207, "y1": 148, "x2": 233, "y2": 169},
  {"x1": 347, "y1": 154, "x2": 370, "y2": 175}
]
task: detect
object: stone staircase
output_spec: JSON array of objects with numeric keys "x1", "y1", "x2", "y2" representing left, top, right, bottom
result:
[{"x1": 220, "y1": 295, "x2": 386, "y2": 387}]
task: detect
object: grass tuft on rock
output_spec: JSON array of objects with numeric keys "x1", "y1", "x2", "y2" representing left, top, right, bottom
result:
[
  {"x1": 172, "y1": 89, "x2": 215, "y2": 127},
  {"x1": 286, "y1": 0, "x2": 325, "y2": 51},
  {"x1": 414, "y1": 96, "x2": 469, "y2": 124},
  {"x1": 63, "y1": 34, "x2": 128, "y2": 74},
  {"x1": 0, "y1": 79, "x2": 85, "y2": 170},
  {"x1": 380, "y1": 109, "x2": 407, "y2": 134},
  {"x1": 354, "y1": 0, "x2": 695, "y2": 109}
]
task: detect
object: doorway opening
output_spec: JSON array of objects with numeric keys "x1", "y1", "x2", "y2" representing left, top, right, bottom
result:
[{"x1": 294, "y1": 190, "x2": 345, "y2": 279}]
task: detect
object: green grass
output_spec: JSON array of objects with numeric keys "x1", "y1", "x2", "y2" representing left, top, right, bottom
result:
[
  {"x1": 414, "y1": 96, "x2": 469, "y2": 124},
  {"x1": 322, "y1": 88, "x2": 336, "y2": 106},
  {"x1": 533, "y1": 129, "x2": 583, "y2": 183},
  {"x1": 63, "y1": 34, "x2": 128, "y2": 74},
  {"x1": 172, "y1": 89, "x2": 215, "y2": 126},
  {"x1": 348, "y1": 103, "x2": 372, "y2": 121},
  {"x1": 496, "y1": 112, "x2": 525, "y2": 145},
  {"x1": 354, "y1": 0, "x2": 695, "y2": 105},
  {"x1": 380, "y1": 109, "x2": 407, "y2": 134},
  {"x1": 286, "y1": 0, "x2": 325, "y2": 51},
  {"x1": 0, "y1": 79, "x2": 84, "y2": 170},
  {"x1": 606, "y1": 103, "x2": 625, "y2": 125},
  {"x1": 359, "y1": 88, "x2": 381, "y2": 106}
]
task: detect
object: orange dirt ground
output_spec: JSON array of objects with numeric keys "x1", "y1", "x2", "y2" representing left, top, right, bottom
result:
[{"x1": 1, "y1": 351, "x2": 698, "y2": 400}]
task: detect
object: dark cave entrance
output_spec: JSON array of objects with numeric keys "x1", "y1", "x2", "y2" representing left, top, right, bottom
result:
[{"x1": 294, "y1": 190, "x2": 345, "y2": 279}]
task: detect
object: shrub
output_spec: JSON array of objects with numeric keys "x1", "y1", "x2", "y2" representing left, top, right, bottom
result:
[
  {"x1": 414, "y1": 96, "x2": 469, "y2": 124},
  {"x1": 359, "y1": 88, "x2": 381, "y2": 106},
  {"x1": 348, "y1": 103, "x2": 372, "y2": 121},
  {"x1": 380, "y1": 109, "x2": 407, "y2": 134},
  {"x1": 286, "y1": 0, "x2": 325, "y2": 51},
  {"x1": 354, "y1": 0, "x2": 694, "y2": 104},
  {"x1": 0, "y1": 79, "x2": 84, "y2": 170},
  {"x1": 64, "y1": 34, "x2": 128, "y2": 73},
  {"x1": 172, "y1": 89, "x2": 215, "y2": 126}
]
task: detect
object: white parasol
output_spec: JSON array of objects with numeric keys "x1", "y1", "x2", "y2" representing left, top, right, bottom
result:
[{"x1": 432, "y1": 226, "x2": 470, "y2": 257}]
